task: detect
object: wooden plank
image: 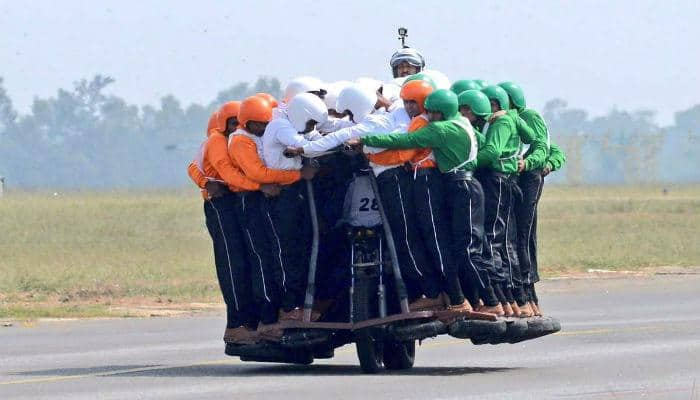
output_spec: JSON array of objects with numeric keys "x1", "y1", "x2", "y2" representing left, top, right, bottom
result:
[
  {"x1": 276, "y1": 320, "x2": 352, "y2": 330},
  {"x1": 351, "y1": 311, "x2": 435, "y2": 330},
  {"x1": 434, "y1": 309, "x2": 499, "y2": 322}
]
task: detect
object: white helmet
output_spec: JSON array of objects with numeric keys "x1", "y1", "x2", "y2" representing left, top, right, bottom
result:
[
  {"x1": 382, "y1": 77, "x2": 405, "y2": 103},
  {"x1": 336, "y1": 84, "x2": 376, "y2": 123},
  {"x1": 324, "y1": 80, "x2": 352, "y2": 111},
  {"x1": 354, "y1": 77, "x2": 383, "y2": 94},
  {"x1": 421, "y1": 69, "x2": 451, "y2": 90},
  {"x1": 287, "y1": 93, "x2": 329, "y2": 132},
  {"x1": 389, "y1": 47, "x2": 425, "y2": 78},
  {"x1": 284, "y1": 76, "x2": 326, "y2": 102}
]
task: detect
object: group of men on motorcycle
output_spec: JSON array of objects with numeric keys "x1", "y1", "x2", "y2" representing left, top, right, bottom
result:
[{"x1": 187, "y1": 45, "x2": 566, "y2": 345}]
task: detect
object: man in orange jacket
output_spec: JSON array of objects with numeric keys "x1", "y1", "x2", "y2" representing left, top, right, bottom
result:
[
  {"x1": 186, "y1": 101, "x2": 281, "y2": 345},
  {"x1": 187, "y1": 111, "x2": 224, "y2": 198},
  {"x1": 228, "y1": 95, "x2": 316, "y2": 338}
]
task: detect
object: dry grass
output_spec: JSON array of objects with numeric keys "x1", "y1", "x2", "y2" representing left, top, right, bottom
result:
[
  {"x1": 1, "y1": 185, "x2": 698, "y2": 318},
  {"x1": 537, "y1": 185, "x2": 700, "y2": 275}
]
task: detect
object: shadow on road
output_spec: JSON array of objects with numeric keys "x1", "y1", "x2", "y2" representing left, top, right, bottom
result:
[
  {"x1": 8, "y1": 365, "x2": 159, "y2": 376},
  {"x1": 116, "y1": 363, "x2": 518, "y2": 377},
  {"x1": 10, "y1": 363, "x2": 518, "y2": 378}
]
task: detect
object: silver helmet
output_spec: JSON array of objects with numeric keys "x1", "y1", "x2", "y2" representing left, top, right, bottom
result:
[{"x1": 389, "y1": 47, "x2": 425, "y2": 78}]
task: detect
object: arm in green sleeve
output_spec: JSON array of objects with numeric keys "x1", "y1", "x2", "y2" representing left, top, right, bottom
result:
[
  {"x1": 361, "y1": 124, "x2": 443, "y2": 149},
  {"x1": 475, "y1": 120, "x2": 509, "y2": 168},
  {"x1": 546, "y1": 142, "x2": 566, "y2": 171},
  {"x1": 465, "y1": 129, "x2": 486, "y2": 170},
  {"x1": 515, "y1": 115, "x2": 547, "y2": 171},
  {"x1": 475, "y1": 129, "x2": 486, "y2": 149}
]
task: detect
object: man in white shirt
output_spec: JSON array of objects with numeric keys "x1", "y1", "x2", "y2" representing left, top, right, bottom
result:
[
  {"x1": 260, "y1": 93, "x2": 327, "y2": 321},
  {"x1": 274, "y1": 76, "x2": 326, "y2": 120}
]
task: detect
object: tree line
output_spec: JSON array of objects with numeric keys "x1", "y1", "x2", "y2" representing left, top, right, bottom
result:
[{"x1": 0, "y1": 75, "x2": 698, "y2": 189}]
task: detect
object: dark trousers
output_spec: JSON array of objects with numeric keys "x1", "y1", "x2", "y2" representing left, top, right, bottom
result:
[
  {"x1": 377, "y1": 168, "x2": 442, "y2": 301},
  {"x1": 480, "y1": 170, "x2": 527, "y2": 305},
  {"x1": 235, "y1": 192, "x2": 282, "y2": 324},
  {"x1": 412, "y1": 169, "x2": 458, "y2": 301},
  {"x1": 313, "y1": 156, "x2": 354, "y2": 301},
  {"x1": 442, "y1": 173, "x2": 499, "y2": 306},
  {"x1": 263, "y1": 181, "x2": 312, "y2": 311},
  {"x1": 204, "y1": 194, "x2": 254, "y2": 328},
  {"x1": 516, "y1": 170, "x2": 545, "y2": 286}
]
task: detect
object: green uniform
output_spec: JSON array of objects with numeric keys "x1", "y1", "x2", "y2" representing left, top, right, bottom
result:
[
  {"x1": 362, "y1": 118, "x2": 476, "y2": 173},
  {"x1": 474, "y1": 112, "x2": 545, "y2": 174},
  {"x1": 546, "y1": 142, "x2": 566, "y2": 171},
  {"x1": 517, "y1": 109, "x2": 548, "y2": 171},
  {"x1": 362, "y1": 115, "x2": 501, "y2": 307},
  {"x1": 508, "y1": 110, "x2": 548, "y2": 171},
  {"x1": 474, "y1": 128, "x2": 486, "y2": 149}
]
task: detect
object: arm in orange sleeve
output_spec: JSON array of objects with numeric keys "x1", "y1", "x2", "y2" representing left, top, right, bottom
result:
[
  {"x1": 208, "y1": 135, "x2": 261, "y2": 191},
  {"x1": 187, "y1": 162, "x2": 208, "y2": 189},
  {"x1": 229, "y1": 135, "x2": 301, "y2": 185},
  {"x1": 408, "y1": 115, "x2": 429, "y2": 132}
]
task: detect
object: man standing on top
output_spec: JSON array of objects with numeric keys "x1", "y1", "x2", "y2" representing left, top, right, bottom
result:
[
  {"x1": 498, "y1": 81, "x2": 567, "y2": 315},
  {"x1": 389, "y1": 47, "x2": 425, "y2": 79},
  {"x1": 383, "y1": 28, "x2": 427, "y2": 104}
]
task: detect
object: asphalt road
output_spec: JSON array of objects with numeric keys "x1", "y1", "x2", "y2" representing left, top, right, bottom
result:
[{"x1": 1, "y1": 274, "x2": 699, "y2": 400}]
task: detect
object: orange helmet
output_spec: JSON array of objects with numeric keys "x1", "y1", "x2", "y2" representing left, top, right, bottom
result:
[
  {"x1": 206, "y1": 111, "x2": 219, "y2": 136},
  {"x1": 400, "y1": 80, "x2": 434, "y2": 114},
  {"x1": 238, "y1": 96, "x2": 273, "y2": 128},
  {"x1": 255, "y1": 92, "x2": 278, "y2": 108},
  {"x1": 216, "y1": 101, "x2": 241, "y2": 132}
]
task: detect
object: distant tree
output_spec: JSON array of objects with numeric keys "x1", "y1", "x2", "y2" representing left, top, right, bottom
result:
[
  {"x1": 543, "y1": 98, "x2": 588, "y2": 135},
  {"x1": 673, "y1": 104, "x2": 700, "y2": 133},
  {"x1": 1, "y1": 73, "x2": 695, "y2": 188},
  {"x1": 210, "y1": 77, "x2": 283, "y2": 107},
  {"x1": 0, "y1": 77, "x2": 17, "y2": 135}
]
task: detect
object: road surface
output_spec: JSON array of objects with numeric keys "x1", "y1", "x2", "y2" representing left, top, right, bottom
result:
[{"x1": 1, "y1": 274, "x2": 699, "y2": 399}]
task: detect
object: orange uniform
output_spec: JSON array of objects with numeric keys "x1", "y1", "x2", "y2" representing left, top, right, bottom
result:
[
  {"x1": 203, "y1": 133, "x2": 261, "y2": 193},
  {"x1": 407, "y1": 115, "x2": 437, "y2": 170},
  {"x1": 365, "y1": 142, "x2": 416, "y2": 167},
  {"x1": 228, "y1": 131, "x2": 300, "y2": 186},
  {"x1": 367, "y1": 80, "x2": 437, "y2": 172},
  {"x1": 365, "y1": 115, "x2": 437, "y2": 171},
  {"x1": 187, "y1": 105, "x2": 252, "y2": 199},
  {"x1": 187, "y1": 111, "x2": 220, "y2": 194},
  {"x1": 188, "y1": 161, "x2": 208, "y2": 189}
]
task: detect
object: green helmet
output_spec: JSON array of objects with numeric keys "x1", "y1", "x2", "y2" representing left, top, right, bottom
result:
[
  {"x1": 403, "y1": 73, "x2": 437, "y2": 89},
  {"x1": 424, "y1": 89, "x2": 459, "y2": 119},
  {"x1": 473, "y1": 79, "x2": 489, "y2": 89},
  {"x1": 458, "y1": 90, "x2": 492, "y2": 118},
  {"x1": 450, "y1": 80, "x2": 481, "y2": 95},
  {"x1": 481, "y1": 85, "x2": 510, "y2": 111},
  {"x1": 498, "y1": 81, "x2": 526, "y2": 109}
]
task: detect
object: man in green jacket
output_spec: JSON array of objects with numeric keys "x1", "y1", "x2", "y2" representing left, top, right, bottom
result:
[
  {"x1": 349, "y1": 90, "x2": 504, "y2": 316},
  {"x1": 472, "y1": 85, "x2": 547, "y2": 318},
  {"x1": 498, "y1": 82, "x2": 567, "y2": 315},
  {"x1": 457, "y1": 89, "x2": 513, "y2": 316}
]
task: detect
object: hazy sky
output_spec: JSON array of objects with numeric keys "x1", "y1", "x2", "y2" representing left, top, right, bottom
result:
[{"x1": 1, "y1": 0, "x2": 698, "y2": 125}]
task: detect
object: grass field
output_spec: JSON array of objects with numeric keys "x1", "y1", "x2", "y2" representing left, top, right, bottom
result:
[{"x1": 1, "y1": 185, "x2": 699, "y2": 318}]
